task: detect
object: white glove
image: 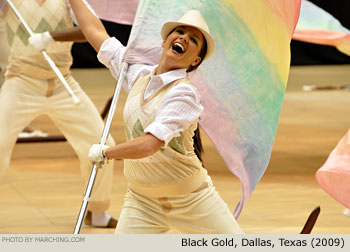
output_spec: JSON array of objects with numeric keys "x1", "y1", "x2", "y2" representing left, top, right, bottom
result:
[
  {"x1": 88, "y1": 144, "x2": 109, "y2": 164},
  {"x1": 28, "y1": 31, "x2": 54, "y2": 51}
]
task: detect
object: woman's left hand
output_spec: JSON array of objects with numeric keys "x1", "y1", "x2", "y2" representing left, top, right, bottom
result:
[{"x1": 88, "y1": 144, "x2": 109, "y2": 164}]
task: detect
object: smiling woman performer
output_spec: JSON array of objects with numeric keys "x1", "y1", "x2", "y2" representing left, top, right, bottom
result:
[{"x1": 69, "y1": 0, "x2": 243, "y2": 234}]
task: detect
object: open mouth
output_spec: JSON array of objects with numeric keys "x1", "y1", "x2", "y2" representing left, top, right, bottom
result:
[{"x1": 172, "y1": 42, "x2": 185, "y2": 54}]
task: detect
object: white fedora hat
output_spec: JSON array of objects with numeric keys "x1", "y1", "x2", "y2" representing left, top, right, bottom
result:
[{"x1": 161, "y1": 10, "x2": 216, "y2": 60}]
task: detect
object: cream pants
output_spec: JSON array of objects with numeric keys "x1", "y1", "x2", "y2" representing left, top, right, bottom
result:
[
  {"x1": 0, "y1": 74, "x2": 114, "y2": 212},
  {"x1": 116, "y1": 176, "x2": 244, "y2": 234}
]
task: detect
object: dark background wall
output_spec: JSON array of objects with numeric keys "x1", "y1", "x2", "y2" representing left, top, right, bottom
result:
[
  {"x1": 291, "y1": 0, "x2": 350, "y2": 65},
  {"x1": 71, "y1": 1, "x2": 350, "y2": 68},
  {"x1": 71, "y1": 20, "x2": 132, "y2": 68}
]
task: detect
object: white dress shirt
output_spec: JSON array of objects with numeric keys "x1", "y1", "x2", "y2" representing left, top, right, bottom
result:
[{"x1": 98, "y1": 37, "x2": 203, "y2": 146}]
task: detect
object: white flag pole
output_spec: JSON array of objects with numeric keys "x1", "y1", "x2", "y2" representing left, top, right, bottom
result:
[
  {"x1": 73, "y1": 0, "x2": 147, "y2": 233},
  {"x1": 73, "y1": 62, "x2": 128, "y2": 234}
]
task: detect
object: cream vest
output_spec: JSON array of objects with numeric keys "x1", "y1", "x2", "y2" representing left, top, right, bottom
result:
[
  {"x1": 2, "y1": 0, "x2": 74, "y2": 79},
  {"x1": 123, "y1": 74, "x2": 207, "y2": 197}
]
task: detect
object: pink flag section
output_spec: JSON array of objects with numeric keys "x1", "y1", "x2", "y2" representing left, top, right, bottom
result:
[
  {"x1": 315, "y1": 129, "x2": 350, "y2": 208},
  {"x1": 293, "y1": 0, "x2": 350, "y2": 56},
  {"x1": 86, "y1": 0, "x2": 137, "y2": 25}
]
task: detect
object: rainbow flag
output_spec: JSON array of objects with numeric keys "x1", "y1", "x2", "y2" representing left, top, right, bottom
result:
[
  {"x1": 123, "y1": 0, "x2": 301, "y2": 217},
  {"x1": 86, "y1": 0, "x2": 137, "y2": 25},
  {"x1": 293, "y1": 0, "x2": 350, "y2": 56}
]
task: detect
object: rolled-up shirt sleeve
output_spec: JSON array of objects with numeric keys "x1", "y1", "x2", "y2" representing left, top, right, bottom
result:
[
  {"x1": 97, "y1": 37, "x2": 126, "y2": 80},
  {"x1": 144, "y1": 83, "x2": 203, "y2": 146}
]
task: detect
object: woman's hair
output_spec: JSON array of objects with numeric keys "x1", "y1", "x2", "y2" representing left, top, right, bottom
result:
[
  {"x1": 187, "y1": 38, "x2": 207, "y2": 72},
  {"x1": 193, "y1": 127, "x2": 204, "y2": 162},
  {"x1": 188, "y1": 34, "x2": 206, "y2": 161}
]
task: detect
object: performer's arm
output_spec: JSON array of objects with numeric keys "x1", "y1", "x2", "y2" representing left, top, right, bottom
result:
[
  {"x1": 88, "y1": 134, "x2": 164, "y2": 163},
  {"x1": 105, "y1": 134, "x2": 164, "y2": 160},
  {"x1": 28, "y1": 26, "x2": 86, "y2": 51},
  {"x1": 68, "y1": 0, "x2": 110, "y2": 51},
  {"x1": 50, "y1": 26, "x2": 85, "y2": 42}
]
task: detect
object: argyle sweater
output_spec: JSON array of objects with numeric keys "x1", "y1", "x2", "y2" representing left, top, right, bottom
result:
[
  {"x1": 2, "y1": 0, "x2": 73, "y2": 79},
  {"x1": 123, "y1": 74, "x2": 207, "y2": 197}
]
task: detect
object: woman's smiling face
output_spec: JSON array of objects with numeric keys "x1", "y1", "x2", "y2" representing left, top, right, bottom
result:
[{"x1": 161, "y1": 26, "x2": 205, "y2": 71}]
